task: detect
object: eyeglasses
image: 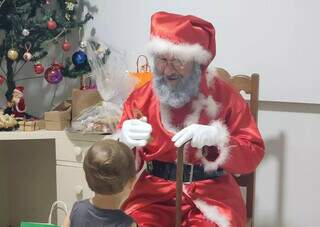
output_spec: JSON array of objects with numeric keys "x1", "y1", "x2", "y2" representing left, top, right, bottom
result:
[{"x1": 154, "y1": 57, "x2": 186, "y2": 73}]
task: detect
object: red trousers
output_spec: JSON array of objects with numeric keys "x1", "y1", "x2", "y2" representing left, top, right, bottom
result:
[{"x1": 130, "y1": 193, "x2": 218, "y2": 227}]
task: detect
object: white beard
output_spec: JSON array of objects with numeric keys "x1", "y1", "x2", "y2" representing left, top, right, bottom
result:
[{"x1": 152, "y1": 64, "x2": 201, "y2": 108}]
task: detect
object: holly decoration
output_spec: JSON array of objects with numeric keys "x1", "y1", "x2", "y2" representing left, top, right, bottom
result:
[
  {"x1": 34, "y1": 63, "x2": 45, "y2": 74},
  {"x1": 44, "y1": 63, "x2": 64, "y2": 84}
]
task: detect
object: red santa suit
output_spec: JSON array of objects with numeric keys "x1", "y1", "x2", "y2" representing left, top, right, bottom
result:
[
  {"x1": 119, "y1": 12, "x2": 265, "y2": 227},
  {"x1": 12, "y1": 86, "x2": 26, "y2": 118}
]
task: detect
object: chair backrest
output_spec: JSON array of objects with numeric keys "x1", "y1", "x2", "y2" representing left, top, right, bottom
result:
[{"x1": 214, "y1": 67, "x2": 260, "y2": 227}]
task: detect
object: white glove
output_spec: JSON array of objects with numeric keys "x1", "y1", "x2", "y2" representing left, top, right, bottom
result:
[
  {"x1": 119, "y1": 117, "x2": 152, "y2": 149},
  {"x1": 172, "y1": 124, "x2": 219, "y2": 148}
]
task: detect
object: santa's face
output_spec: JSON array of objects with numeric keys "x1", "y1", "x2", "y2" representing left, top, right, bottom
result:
[
  {"x1": 12, "y1": 92, "x2": 23, "y2": 104},
  {"x1": 154, "y1": 54, "x2": 194, "y2": 87},
  {"x1": 152, "y1": 56, "x2": 201, "y2": 108}
]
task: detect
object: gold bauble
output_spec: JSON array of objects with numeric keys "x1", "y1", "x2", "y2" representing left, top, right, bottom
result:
[{"x1": 7, "y1": 49, "x2": 19, "y2": 61}]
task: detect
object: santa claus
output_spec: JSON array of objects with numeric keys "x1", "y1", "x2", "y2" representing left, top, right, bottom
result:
[
  {"x1": 11, "y1": 86, "x2": 26, "y2": 118},
  {"x1": 116, "y1": 11, "x2": 265, "y2": 227}
]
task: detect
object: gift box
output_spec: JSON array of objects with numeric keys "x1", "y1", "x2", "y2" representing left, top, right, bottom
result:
[
  {"x1": 18, "y1": 119, "x2": 45, "y2": 131},
  {"x1": 44, "y1": 100, "x2": 71, "y2": 131},
  {"x1": 71, "y1": 88, "x2": 102, "y2": 119},
  {"x1": 44, "y1": 110, "x2": 71, "y2": 122},
  {"x1": 44, "y1": 101, "x2": 71, "y2": 121},
  {"x1": 45, "y1": 120, "x2": 71, "y2": 131}
]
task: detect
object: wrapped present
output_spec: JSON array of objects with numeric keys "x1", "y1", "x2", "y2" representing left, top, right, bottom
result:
[
  {"x1": 44, "y1": 101, "x2": 71, "y2": 122},
  {"x1": 71, "y1": 88, "x2": 102, "y2": 119},
  {"x1": 45, "y1": 120, "x2": 71, "y2": 131},
  {"x1": 18, "y1": 119, "x2": 45, "y2": 131},
  {"x1": 44, "y1": 100, "x2": 71, "y2": 131},
  {"x1": 44, "y1": 110, "x2": 71, "y2": 122}
]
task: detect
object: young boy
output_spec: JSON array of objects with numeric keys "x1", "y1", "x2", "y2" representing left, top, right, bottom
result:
[{"x1": 63, "y1": 139, "x2": 137, "y2": 227}]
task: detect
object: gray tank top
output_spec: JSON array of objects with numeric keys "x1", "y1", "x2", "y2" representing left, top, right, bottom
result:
[{"x1": 70, "y1": 199, "x2": 134, "y2": 227}]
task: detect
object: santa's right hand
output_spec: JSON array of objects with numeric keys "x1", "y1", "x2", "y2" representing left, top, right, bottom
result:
[{"x1": 119, "y1": 118, "x2": 152, "y2": 149}]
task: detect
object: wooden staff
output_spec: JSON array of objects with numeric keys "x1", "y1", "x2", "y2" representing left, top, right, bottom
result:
[{"x1": 176, "y1": 144, "x2": 185, "y2": 227}]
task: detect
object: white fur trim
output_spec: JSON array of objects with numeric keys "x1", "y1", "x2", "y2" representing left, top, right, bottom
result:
[
  {"x1": 147, "y1": 37, "x2": 212, "y2": 64},
  {"x1": 159, "y1": 104, "x2": 179, "y2": 133},
  {"x1": 204, "y1": 95, "x2": 219, "y2": 118},
  {"x1": 194, "y1": 199, "x2": 231, "y2": 227},
  {"x1": 206, "y1": 66, "x2": 217, "y2": 87},
  {"x1": 183, "y1": 93, "x2": 219, "y2": 127},
  {"x1": 13, "y1": 89, "x2": 23, "y2": 95},
  {"x1": 201, "y1": 121, "x2": 230, "y2": 172},
  {"x1": 15, "y1": 103, "x2": 26, "y2": 113},
  {"x1": 183, "y1": 94, "x2": 205, "y2": 127}
]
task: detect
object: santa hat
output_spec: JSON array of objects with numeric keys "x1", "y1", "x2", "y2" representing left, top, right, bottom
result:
[
  {"x1": 147, "y1": 11, "x2": 216, "y2": 65},
  {"x1": 14, "y1": 86, "x2": 24, "y2": 95}
]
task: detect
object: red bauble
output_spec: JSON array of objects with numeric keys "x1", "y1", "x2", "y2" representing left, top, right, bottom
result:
[
  {"x1": 34, "y1": 63, "x2": 45, "y2": 74},
  {"x1": 0, "y1": 75, "x2": 5, "y2": 85},
  {"x1": 62, "y1": 40, "x2": 71, "y2": 51},
  {"x1": 47, "y1": 19, "x2": 57, "y2": 30}
]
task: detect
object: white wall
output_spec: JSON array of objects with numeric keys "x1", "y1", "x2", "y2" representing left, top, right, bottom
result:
[
  {"x1": 83, "y1": 0, "x2": 320, "y2": 104},
  {"x1": 256, "y1": 102, "x2": 320, "y2": 227}
]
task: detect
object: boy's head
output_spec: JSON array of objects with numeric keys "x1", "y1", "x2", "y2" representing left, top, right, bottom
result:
[{"x1": 83, "y1": 139, "x2": 136, "y2": 195}]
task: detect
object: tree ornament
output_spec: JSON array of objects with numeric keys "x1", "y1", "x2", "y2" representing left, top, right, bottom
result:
[
  {"x1": 23, "y1": 42, "x2": 32, "y2": 62},
  {"x1": 22, "y1": 29, "x2": 30, "y2": 36},
  {"x1": 23, "y1": 52, "x2": 32, "y2": 61},
  {"x1": 65, "y1": 1, "x2": 76, "y2": 11},
  {"x1": 47, "y1": 18, "x2": 57, "y2": 30},
  {"x1": 80, "y1": 41, "x2": 87, "y2": 49},
  {"x1": 62, "y1": 40, "x2": 71, "y2": 51},
  {"x1": 72, "y1": 50, "x2": 87, "y2": 66},
  {"x1": 34, "y1": 62, "x2": 45, "y2": 74},
  {"x1": 7, "y1": 48, "x2": 19, "y2": 61},
  {"x1": 44, "y1": 63, "x2": 64, "y2": 84},
  {"x1": 0, "y1": 75, "x2": 5, "y2": 85}
]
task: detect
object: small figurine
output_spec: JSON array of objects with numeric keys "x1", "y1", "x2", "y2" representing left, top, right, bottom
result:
[{"x1": 5, "y1": 86, "x2": 26, "y2": 118}]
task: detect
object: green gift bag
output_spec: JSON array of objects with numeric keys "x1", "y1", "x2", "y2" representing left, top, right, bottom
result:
[{"x1": 21, "y1": 201, "x2": 68, "y2": 227}]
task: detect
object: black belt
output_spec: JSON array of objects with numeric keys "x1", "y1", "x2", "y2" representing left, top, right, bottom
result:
[{"x1": 146, "y1": 160, "x2": 225, "y2": 183}]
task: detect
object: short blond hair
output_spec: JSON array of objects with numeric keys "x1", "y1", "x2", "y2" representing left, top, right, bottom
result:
[{"x1": 83, "y1": 139, "x2": 135, "y2": 195}]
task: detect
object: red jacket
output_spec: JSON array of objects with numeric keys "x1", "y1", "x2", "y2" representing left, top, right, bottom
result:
[
  {"x1": 119, "y1": 72, "x2": 264, "y2": 227},
  {"x1": 13, "y1": 97, "x2": 26, "y2": 118}
]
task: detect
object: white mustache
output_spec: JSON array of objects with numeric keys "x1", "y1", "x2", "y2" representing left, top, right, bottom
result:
[{"x1": 152, "y1": 64, "x2": 201, "y2": 108}]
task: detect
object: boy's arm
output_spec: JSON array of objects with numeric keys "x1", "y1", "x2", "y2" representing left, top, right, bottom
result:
[{"x1": 62, "y1": 214, "x2": 70, "y2": 227}]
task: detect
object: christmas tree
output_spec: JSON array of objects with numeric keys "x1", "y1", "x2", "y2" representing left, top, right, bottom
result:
[{"x1": 0, "y1": 0, "x2": 93, "y2": 115}]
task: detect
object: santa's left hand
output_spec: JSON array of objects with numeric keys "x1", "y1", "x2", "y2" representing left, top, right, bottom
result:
[{"x1": 172, "y1": 124, "x2": 219, "y2": 148}]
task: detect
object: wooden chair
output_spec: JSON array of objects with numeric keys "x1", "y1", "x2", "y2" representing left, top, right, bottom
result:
[{"x1": 214, "y1": 67, "x2": 260, "y2": 227}]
